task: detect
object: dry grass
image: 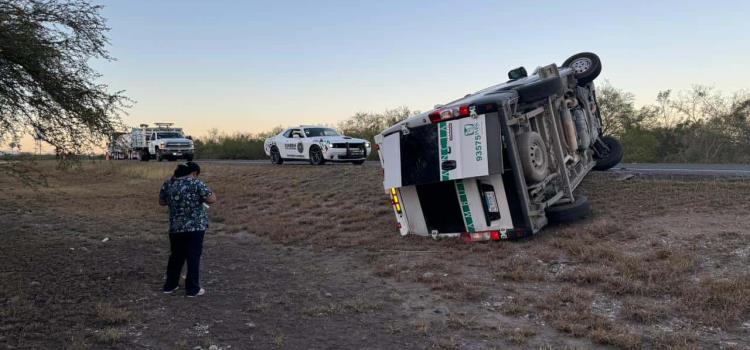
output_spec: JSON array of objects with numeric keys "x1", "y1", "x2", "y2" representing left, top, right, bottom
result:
[
  {"x1": 498, "y1": 326, "x2": 536, "y2": 344},
  {"x1": 444, "y1": 314, "x2": 481, "y2": 330},
  {"x1": 94, "y1": 327, "x2": 123, "y2": 344},
  {"x1": 95, "y1": 303, "x2": 133, "y2": 325},
  {"x1": 303, "y1": 299, "x2": 383, "y2": 317},
  {"x1": 681, "y1": 274, "x2": 750, "y2": 327},
  {"x1": 5, "y1": 162, "x2": 750, "y2": 349},
  {"x1": 620, "y1": 297, "x2": 669, "y2": 324},
  {"x1": 413, "y1": 320, "x2": 430, "y2": 335},
  {"x1": 272, "y1": 333, "x2": 286, "y2": 347},
  {"x1": 541, "y1": 288, "x2": 640, "y2": 349}
]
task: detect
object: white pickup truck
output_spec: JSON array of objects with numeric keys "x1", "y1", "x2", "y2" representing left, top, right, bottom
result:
[
  {"x1": 132, "y1": 123, "x2": 194, "y2": 162},
  {"x1": 375, "y1": 52, "x2": 622, "y2": 241}
]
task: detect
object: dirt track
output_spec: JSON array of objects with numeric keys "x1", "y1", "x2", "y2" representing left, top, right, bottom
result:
[{"x1": 2, "y1": 162, "x2": 750, "y2": 349}]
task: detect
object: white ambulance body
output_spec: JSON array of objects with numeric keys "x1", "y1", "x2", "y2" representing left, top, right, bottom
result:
[{"x1": 376, "y1": 53, "x2": 623, "y2": 241}]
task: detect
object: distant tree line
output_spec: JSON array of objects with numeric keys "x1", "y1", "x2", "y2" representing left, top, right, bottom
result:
[
  {"x1": 195, "y1": 86, "x2": 750, "y2": 163},
  {"x1": 599, "y1": 84, "x2": 750, "y2": 163}
]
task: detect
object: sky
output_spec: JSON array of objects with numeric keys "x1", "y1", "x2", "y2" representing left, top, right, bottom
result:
[{"x1": 8, "y1": 0, "x2": 750, "y2": 151}]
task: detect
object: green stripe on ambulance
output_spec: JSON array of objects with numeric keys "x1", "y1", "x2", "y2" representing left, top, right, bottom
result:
[
  {"x1": 455, "y1": 180, "x2": 475, "y2": 232},
  {"x1": 438, "y1": 122, "x2": 450, "y2": 181}
]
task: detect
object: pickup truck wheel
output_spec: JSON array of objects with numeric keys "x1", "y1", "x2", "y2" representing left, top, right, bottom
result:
[
  {"x1": 593, "y1": 136, "x2": 623, "y2": 171},
  {"x1": 517, "y1": 131, "x2": 549, "y2": 183},
  {"x1": 515, "y1": 76, "x2": 564, "y2": 103},
  {"x1": 351, "y1": 160, "x2": 365, "y2": 165},
  {"x1": 310, "y1": 146, "x2": 326, "y2": 165},
  {"x1": 563, "y1": 52, "x2": 602, "y2": 86},
  {"x1": 140, "y1": 150, "x2": 149, "y2": 162},
  {"x1": 546, "y1": 195, "x2": 591, "y2": 223},
  {"x1": 157, "y1": 153, "x2": 164, "y2": 162},
  {"x1": 270, "y1": 147, "x2": 283, "y2": 165}
]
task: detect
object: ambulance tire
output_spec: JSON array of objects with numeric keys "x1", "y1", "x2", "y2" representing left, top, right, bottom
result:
[
  {"x1": 515, "y1": 76, "x2": 564, "y2": 103},
  {"x1": 593, "y1": 136, "x2": 623, "y2": 171},
  {"x1": 562, "y1": 52, "x2": 602, "y2": 86},
  {"x1": 517, "y1": 131, "x2": 549, "y2": 183},
  {"x1": 546, "y1": 196, "x2": 591, "y2": 224}
]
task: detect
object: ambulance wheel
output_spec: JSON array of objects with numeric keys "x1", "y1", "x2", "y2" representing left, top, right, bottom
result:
[
  {"x1": 546, "y1": 196, "x2": 591, "y2": 223},
  {"x1": 517, "y1": 131, "x2": 549, "y2": 183},
  {"x1": 310, "y1": 146, "x2": 326, "y2": 165},
  {"x1": 562, "y1": 52, "x2": 602, "y2": 86},
  {"x1": 515, "y1": 76, "x2": 564, "y2": 103},
  {"x1": 593, "y1": 136, "x2": 623, "y2": 171}
]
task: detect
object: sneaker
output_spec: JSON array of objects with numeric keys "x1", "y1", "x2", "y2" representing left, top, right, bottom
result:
[
  {"x1": 163, "y1": 286, "x2": 180, "y2": 294},
  {"x1": 186, "y1": 288, "x2": 205, "y2": 297}
]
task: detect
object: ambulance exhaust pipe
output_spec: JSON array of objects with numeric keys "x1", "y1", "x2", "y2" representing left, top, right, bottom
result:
[{"x1": 561, "y1": 100, "x2": 579, "y2": 161}]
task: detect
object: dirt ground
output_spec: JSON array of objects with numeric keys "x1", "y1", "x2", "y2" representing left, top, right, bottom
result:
[{"x1": 2, "y1": 161, "x2": 750, "y2": 349}]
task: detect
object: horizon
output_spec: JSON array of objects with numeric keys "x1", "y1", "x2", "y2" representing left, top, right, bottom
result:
[{"x1": 5, "y1": 0, "x2": 750, "y2": 153}]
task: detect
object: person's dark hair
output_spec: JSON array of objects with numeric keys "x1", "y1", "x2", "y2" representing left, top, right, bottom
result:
[
  {"x1": 185, "y1": 162, "x2": 201, "y2": 175},
  {"x1": 173, "y1": 164, "x2": 191, "y2": 178}
]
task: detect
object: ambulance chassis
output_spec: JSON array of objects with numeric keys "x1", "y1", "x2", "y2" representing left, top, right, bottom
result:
[{"x1": 376, "y1": 53, "x2": 622, "y2": 241}]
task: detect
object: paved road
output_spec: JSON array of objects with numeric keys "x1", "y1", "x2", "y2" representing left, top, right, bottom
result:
[
  {"x1": 198, "y1": 159, "x2": 750, "y2": 177},
  {"x1": 610, "y1": 163, "x2": 750, "y2": 177}
]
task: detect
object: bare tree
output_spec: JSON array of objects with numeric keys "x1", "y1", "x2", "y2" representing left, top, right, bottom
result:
[{"x1": 0, "y1": 0, "x2": 129, "y2": 154}]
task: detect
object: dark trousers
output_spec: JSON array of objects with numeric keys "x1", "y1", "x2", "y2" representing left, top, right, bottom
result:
[{"x1": 164, "y1": 230, "x2": 205, "y2": 295}]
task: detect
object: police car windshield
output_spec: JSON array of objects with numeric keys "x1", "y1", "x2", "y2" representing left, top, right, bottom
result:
[
  {"x1": 304, "y1": 128, "x2": 339, "y2": 137},
  {"x1": 157, "y1": 132, "x2": 183, "y2": 139}
]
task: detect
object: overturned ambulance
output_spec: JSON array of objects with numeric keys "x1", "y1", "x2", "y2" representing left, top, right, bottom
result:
[{"x1": 375, "y1": 53, "x2": 622, "y2": 241}]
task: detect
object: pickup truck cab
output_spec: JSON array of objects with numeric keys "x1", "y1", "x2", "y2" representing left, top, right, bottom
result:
[{"x1": 131, "y1": 123, "x2": 194, "y2": 161}]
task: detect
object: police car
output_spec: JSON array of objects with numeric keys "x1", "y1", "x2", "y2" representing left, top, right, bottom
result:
[
  {"x1": 264, "y1": 126, "x2": 372, "y2": 165},
  {"x1": 375, "y1": 52, "x2": 623, "y2": 241}
]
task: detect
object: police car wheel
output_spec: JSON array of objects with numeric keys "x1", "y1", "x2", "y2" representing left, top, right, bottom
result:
[
  {"x1": 270, "y1": 147, "x2": 283, "y2": 165},
  {"x1": 517, "y1": 131, "x2": 549, "y2": 183},
  {"x1": 310, "y1": 146, "x2": 325, "y2": 165}
]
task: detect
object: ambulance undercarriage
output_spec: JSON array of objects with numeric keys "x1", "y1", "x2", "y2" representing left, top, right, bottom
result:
[{"x1": 376, "y1": 53, "x2": 622, "y2": 241}]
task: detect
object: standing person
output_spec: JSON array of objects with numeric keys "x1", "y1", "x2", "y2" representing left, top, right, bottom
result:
[{"x1": 159, "y1": 162, "x2": 217, "y2": 297}]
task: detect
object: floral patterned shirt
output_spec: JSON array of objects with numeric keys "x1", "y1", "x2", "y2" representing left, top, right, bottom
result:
[{"x1": 159, "y1": 177, "x2": 213, "y2": 233}]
